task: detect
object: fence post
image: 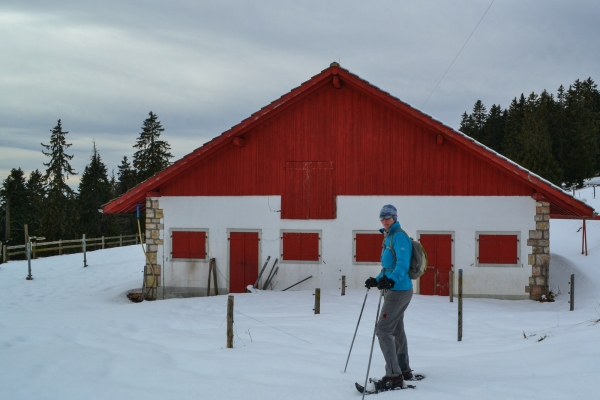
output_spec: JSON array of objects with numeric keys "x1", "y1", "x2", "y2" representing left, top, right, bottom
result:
[
  {"x1": 569, "y1": 274, "x2": 575, "y2": 311},
  {"x1": 227, "y1": 295, "x2": 234, "y2": 348},
  {"x1": 458, "y1": 269, "x2": 463, "y2": 342},
  {"x1": 314, "y1": 288, "x2": 321, "y2": 314},
  {"x1": 26, "y1": 241, "x2": 33, "y2": 280},
  {"x1": 3, "y1": 243, "x2": 7, "y2": 262},
  {"x1": 59, "y1": 239, "x2": 62, "y2": 256},
  {"x1": 135, "y1": 234, "x2": 138, "y2": 245},
  {"x1": 120, "y1": 235, "x2": 123, "y2": 247},
  {"x1": 211, "y1": 258, "x2": 219, "y2": 296},
  {"x1": 341, "y1": 275, "x2": 346, "y2": 296},
  {"x1": 102, "y1": 236, "x2": 105, "y2": 249},
  {"x1": 83, "y1": 234, "x2": 87, "y2": 268}
]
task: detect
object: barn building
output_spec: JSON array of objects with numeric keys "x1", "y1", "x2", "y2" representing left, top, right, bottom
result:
[{"x1": 103, "y1": 63, "x2": 595, "y2": 301}]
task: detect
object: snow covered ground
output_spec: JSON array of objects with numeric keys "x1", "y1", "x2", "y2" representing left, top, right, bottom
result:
[{"x1": 2, "y1": 189, "x2": 600, "y2": 399}]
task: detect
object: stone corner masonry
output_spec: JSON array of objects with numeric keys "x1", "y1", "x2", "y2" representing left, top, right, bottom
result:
[
  {"x1": 526, "y1": 201, "x2": 550, "y2": 300},
  {"x1": 144, "y1": 197, "x2": 163, "y2": 300}
]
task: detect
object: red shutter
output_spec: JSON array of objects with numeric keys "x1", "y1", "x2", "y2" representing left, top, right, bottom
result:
[
  {"x1": 498, "y1": 235, "x2": 518, "y2": 264},
  {"x1": 188, "y1": 231, "x2": 206, "y2": 259},
  {"x1": 283, "y1": 232, "x2": 301, "y2": 260},
  {"x1": 478, "y1": 235, "x2": 498, "y2": 263},
  {"x1": 172, "y1": 231, "x2": 189, "y2": 259},
  {"x1": 172, "y1": 231, "x2": 206, "y2": 259},
  {"x1": 283, "y1": 232, "x2": 319, "y2": 261},
  {"x1": 355, "y1": 233, "x2": 382, "y2": 262},
  {"x1": 479, "y1": 234, "x2": 517, "y2": 264},
  {"x1": 300, "y1": 232, "x2": 319, "y2": 261}
]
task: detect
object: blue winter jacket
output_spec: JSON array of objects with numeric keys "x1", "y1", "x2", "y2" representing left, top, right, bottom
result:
[{"x1": 376, "y1": 221, "x2": 413, "y2": 291}]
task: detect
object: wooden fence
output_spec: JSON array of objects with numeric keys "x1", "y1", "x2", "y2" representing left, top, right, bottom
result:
[{"x1": 2, "y1": 234, "x2": 143, "y2": 263}]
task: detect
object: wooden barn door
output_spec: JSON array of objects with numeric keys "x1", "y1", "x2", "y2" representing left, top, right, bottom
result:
[
  {"x1": 418, "y1": 234, "x2": 452, "y2": 296},
  {"x1": 229, "y1": 232, "x2": 260, "y2": 293}
]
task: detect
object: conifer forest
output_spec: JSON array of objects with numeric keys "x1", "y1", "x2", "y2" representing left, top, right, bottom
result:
[{"x1": 1, "y1": 111, "x2": 172, "y2": 248}]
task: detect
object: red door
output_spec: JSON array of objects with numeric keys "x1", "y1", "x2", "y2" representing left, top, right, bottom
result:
[
  {"x1": 229, "y1": 232, "x2": 260, "y2": 293},
  {"x1": 419, "y1": 234, "x2": 452, "y2": 296}
]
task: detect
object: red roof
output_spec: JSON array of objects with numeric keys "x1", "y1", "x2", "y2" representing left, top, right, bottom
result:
[{"x1": 102, "y1": 63, "x2": 596, "y2": 219}]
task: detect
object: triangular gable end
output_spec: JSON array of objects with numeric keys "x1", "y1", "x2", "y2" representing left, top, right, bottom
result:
[{"x1": 102, "y1": 63, "x2": 595, "y2": 219}]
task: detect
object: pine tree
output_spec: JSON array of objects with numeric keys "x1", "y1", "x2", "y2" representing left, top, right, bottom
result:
[
  {"x1": 25, "y1": 169, "x2": 46, "y2": 238},
  {"x1": 518, "y1": 92, "x2": 563, "y2": 185},
  {"x1": 132, "y1": 111, "x2": 173, "y2": 184},
  {"x1": 117, "y1": 156, "x2": 137, "y2": 196},
  {"x1": 77, "y1": 143, "x2": 118, "y2": 238},
  {"x1": 560, "y1": 81, "x2": 599, "y2": 187},
  {"x1": 115, "y1": 156, "x2": 138, "y2": 235},
  {"x1": 482, "y1": 104, "x2": 506, "y2": 153},
  {"x1": 40, "y1": 119, "x2": 77, "y2": 241},
  {"x1": 0, "y1": 168, "x2": 29, "y2": 245},
  {"x1": 459, "y1": 101, "x2": 488, "y2": 143},
  {"x1": 501, "y1": 94, "x2": 526, "y2": 163}
]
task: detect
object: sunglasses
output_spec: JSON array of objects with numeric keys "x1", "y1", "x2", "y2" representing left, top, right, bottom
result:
[{"x1": 379, "y1": 215, "x2": 394, "y2": 221}]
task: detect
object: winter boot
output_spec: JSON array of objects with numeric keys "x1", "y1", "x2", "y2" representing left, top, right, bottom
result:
[
  {"x1": 402, "y1": 370, "x2": 414, "y2": 381},
  {"x1": 377, "y1": 374, "x2": 404, "y2": 390}
]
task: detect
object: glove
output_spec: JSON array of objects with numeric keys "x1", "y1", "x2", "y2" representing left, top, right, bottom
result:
[
  {"x1": 377, "y1": 276, "x2": 395, "y2": 290},
  {"x1": 364, "y1": 277, "x2": 378, "y2": 288}
]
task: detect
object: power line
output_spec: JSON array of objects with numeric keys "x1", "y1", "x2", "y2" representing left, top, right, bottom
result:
[{"x1": 421, "y1": 0, "x2": 495, "y2": 109}]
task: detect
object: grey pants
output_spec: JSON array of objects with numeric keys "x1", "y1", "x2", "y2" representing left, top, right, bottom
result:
[{"x1": 375, "y1": 288, "x2": 413, "y2": 376}]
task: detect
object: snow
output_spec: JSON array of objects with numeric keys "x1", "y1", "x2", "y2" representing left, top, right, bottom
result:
[{"x1": 3, "y1": 189, "x2": 600, "y2": 399}]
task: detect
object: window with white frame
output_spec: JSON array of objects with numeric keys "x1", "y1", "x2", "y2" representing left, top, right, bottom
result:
[
  {"x1": 353, "y1": 231, "x2": 382, "y2": 264},
  {"x1": 476, "y1": 231, "x2": 520, "y2": 267},
  {"x1": 170, "y1": 229, "x2": 208, "y2": 260}
]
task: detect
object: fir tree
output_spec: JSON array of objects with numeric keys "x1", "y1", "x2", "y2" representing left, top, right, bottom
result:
[
  {"x1": 25, "y1": 169, "x2": 46, "y2": 238},
  {"x1": 77, "y1": 143, "x2": 118, "y2": 238},
  {"x1": 40, "y1": 119, "x2": 77, "y2": 241},
  {"x1": 117, "y1": 156, "x2": 137, "y2": 196},
  {"x1": 561, "y1": 81, "x2": 599, "y2": 187},
  {"x1": 501, "y1": 94, "x2": 526, "y2": 163},
  {"x1": 116, "y1": 156, "x2": 138, "y2": 235},
  {"x1": 0, "y1": 168, "x2": 29, "y2": 245},
  {"x1": 132, "y1": 111, "x2": 173, "y2": 183},
  {"x1": 482, "y1": 104, "x2": 506, "y2": 153},
  {"x1": 459, "y1": 100, "x2": 487, "y2": 143},
  {"x1": 518, "y1": 92, "x2": 563, "y2": 185}
]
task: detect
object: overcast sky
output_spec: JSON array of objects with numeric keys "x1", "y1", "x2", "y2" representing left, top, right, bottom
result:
[{"x1": 2, "y1": 0, "x2": 599, "y2": 188}]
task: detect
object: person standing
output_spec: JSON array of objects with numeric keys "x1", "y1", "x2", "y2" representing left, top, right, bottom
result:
[{"x1": 364, "y1": 204, "x2": 414, "y2": 389}]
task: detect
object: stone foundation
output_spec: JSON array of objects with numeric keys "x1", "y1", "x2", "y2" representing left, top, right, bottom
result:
[
  {"x1": 144, "y1": 197, "x2": 163, "y2": 300},
  {"x1": 526, "y1": 201, "x2": 550, "y2": 300}
]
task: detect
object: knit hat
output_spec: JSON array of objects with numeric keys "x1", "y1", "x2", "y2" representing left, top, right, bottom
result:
[{"x1": 379, "y1": 204, "x2": 398, "y2": 221}]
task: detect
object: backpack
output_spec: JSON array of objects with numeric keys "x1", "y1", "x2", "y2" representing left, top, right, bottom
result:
[{"x1": 383, "y1": 229, "x2": 428, "y2": 280}]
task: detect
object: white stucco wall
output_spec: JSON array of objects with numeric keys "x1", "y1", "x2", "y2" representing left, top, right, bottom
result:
[{"x1": 157, "y1": 195, "x2": 536, "y2": 299}]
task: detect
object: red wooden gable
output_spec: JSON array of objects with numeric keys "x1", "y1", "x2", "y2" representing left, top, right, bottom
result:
[{"x1": 102, "y1": 63, "x2": 595, "y2": 219}]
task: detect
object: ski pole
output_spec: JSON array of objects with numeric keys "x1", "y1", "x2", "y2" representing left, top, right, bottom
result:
[
  {"x1": 362, "y1": 290, "x2": 384, "y2": 400},
  {"x1": 344, "y1": 288, "x2": 370, "y2": 372}
]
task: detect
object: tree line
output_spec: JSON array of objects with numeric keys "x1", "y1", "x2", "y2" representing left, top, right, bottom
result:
[
  {"x1": 459, "y1": 78, "x2": 600, "y2": 188},
  {"x1": 1, "y1": 111, "x2": 172, "y2": 248}
]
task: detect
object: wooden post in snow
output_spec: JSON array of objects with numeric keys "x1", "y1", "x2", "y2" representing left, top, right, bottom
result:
[
  {"x1": 207, "y1": 262, "x2": 213, "y2": 297},
  {"x1": 83, "y1": 234, "x2": 87, "y2": 268},
  {"x1": 227, "y1": 295, "x2": 234, "y2": 348},
  {"x1": 211, "y1": 259, "x2": 219, "y2": 296},
  {"x1": 314, "y1": 288, "x2": 321, "y2": 314},
  {"x1": 341, "y1": 275, "x2": 346, "y2": 296},
  {"x1": 569, "y1": 274, "x2": 575, "y2": 311}
]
